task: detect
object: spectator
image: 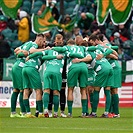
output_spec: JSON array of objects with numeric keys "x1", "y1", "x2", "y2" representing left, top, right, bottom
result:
[
  {"x1": 7, "y1": 18, "x2": 18, "y2": 32},
  {"x1": 15, "y1": 10, "x2": 30, "y2": 43},
  {"x1": 0, "y1": 15, "x2": 7, "y2": 32},
  {"x1": 77, "y1": 12, "x2": 94, "y2": 37},
  {"x1": 110, "y1": 32, "x2": 123, "y2": 49},
  {"x1": 0, "y1": 32, "x2": 11, "y2": 58},
  {"x1": 72, "y1": 27, "x2": 82, "y2": 39},
  {"x1": 112, "y1": 24, "x2": 130, "y2": 42},
  {"x1": 118, "y1": 47, "x2": 133, "y2": 61},
  {"x1": 62, "y1": 14, "x2": 73, "y2": 41},
  {"x1": 105, "y1": 21, "x2": 115, "y2": 40}
]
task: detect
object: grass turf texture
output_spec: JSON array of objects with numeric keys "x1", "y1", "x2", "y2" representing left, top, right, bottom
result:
[{"x1": 0, "y1": 108, "x2": 133, "y2": 133}]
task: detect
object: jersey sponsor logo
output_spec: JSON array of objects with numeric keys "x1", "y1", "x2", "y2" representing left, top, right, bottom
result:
[
  {"x1": 88, "y1": 77, "x2": 93, "y2": 81},
  {"x1": 18, "y1": 62, "x2": 25, "y2": 67},
  {"x1": 28, "y1": 59, "x2": 36, "y2": 63},
  {"x1": 49, "y1": 60, "x2": 59, "y2": 66},
  {"x1": 111, "y1": 62, "x2": 116, "y2": 68}
]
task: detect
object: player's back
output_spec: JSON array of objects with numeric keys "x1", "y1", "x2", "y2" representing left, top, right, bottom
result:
[
  {"x1": 66, "y1": 45, "x2": 87, "y2": 70},
  {"x1": 44, "y1": 50, "x2": 65, "y2": 74}
]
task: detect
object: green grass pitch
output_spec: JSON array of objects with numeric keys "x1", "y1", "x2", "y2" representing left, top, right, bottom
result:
[{"x1": 0, "y1": 108, "x2": 133, "y2": 133}]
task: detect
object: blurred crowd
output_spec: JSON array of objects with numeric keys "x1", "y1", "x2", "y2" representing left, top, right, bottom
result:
[{"x1": 0, "y1": 0, "x2": 133, "y2": 61}]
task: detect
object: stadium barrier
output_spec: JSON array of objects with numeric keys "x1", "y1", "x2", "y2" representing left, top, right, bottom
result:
[{"x1": 0, "y1": 81, "x2": 132, "y2": 108}]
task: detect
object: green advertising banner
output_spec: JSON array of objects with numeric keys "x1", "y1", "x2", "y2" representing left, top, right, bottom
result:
[
  {"x1": 2, "y1": 58, "x2": 45, "y2": 81},
  {"x1": 3, "y1": 58, "x2": 16, "y2": 81}
]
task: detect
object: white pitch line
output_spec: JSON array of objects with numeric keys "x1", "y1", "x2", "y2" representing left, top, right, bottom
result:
[{"x1": 12, "y1": 126, "x2": 133, "y2": 131}]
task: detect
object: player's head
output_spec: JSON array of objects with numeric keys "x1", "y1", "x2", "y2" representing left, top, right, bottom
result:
[
  {"x1": 97, "y1": 34, "x2": 109, "y2": 44},
  {"x1": 75, "y1": 35, "x2": 83, "y2": 46},
  {"x1": 97, "y1": 34, "x2": 104, "y2": 41},
  {"x1": 80, "y1": 40, "x2": 88, "y2": 47},
  {"x1": 67, "y1": 38, "x2": 75, "y2": 46},
  {"x1": 88, "y1": 34, "x2": 100, "y2": 46},
  {"x1": 54, "y1": 34, "x2": 64, "y2": 46},
  {"x1": 35, "y1": 34, "x2": 45, "y2": 48},
  {"x1": 42, "y1": 34, "x2": 47, "y2": 48}
]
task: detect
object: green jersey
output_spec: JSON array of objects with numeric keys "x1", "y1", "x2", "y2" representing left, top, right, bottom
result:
[
  {"x1": 19, "y1": 41, "x2": 38, "y2": 51},
  {"x1": 105, "y1": 43, "x2": 120, "y2": 68},
  {"x1": 24, "y1": 55, "x2": 43, "y2": 70},
  {"x1": 43, "y1": 50, "x2": 66, "y2": 74},
  {"x1": 95, "y1": 44, "x2": 108, "y2": 54},
  {"x1": 64, "y1": 45, "x2": 87, "y2": 72},
  {"x1": 15, "y1": 41, "x2": 38, "y2": 67},
  {"x1": 86, "y1": 50, "x2": 110, "y2": 71}
]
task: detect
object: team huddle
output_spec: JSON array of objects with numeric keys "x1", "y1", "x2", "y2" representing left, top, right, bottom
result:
[{"x1": 10, "y1": 33, "x2": 121, "y2": 118}]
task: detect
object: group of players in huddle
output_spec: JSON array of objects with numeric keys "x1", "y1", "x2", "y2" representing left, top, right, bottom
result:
[{"x1": 10, "y1": 33, "x2": 121, "y2": 118}]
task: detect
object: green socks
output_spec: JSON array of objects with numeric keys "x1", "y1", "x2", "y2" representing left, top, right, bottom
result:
[
  {"x1": 104, "y1": 90, "x2": 111, "y2": 112},
  {"x1": 23, "y1": 99, "x2": 30, "y2": 113},
  {"x1": 53, "y1": 95, "x2": 59, "y2": 112},
  {"x1": 36, "y1": 101, "x2": 39, "y2": 112},
  {"x1": 11, "y1": 92, "x2": 19, "y2": 112},
  {"x1": 92, "y1": 90, "x2": 99, "y2": 113},
  {"x1": 86, "y1": 95, "x2": 89, "y2": 114},
  {"x1": 89, "y1": 92, "x2": 93, "y2": 112},
  {"x1": 112, "y1": 94, "x2": 119, "y2": 114},
  {"x1": 67, "y1": 100, "x2": 73, "y2": 114},
  {"x1": 43, "y1": 93, "x2": 49, "y2": 109},
  {"x1": 36, "y1": 100, "x2": 43, "y2": 113},
  {"x1": 81, "y1": 99, "x2": 87, "y2": 114},
  {"x1": 19, "y1": 92, "x2": 26, "y2": 113}
]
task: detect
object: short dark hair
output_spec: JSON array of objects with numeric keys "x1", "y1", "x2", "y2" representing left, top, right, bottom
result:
[
  {"x1": 67, "y1": 38, "x2": 75, "y2": 45},
  {"x1": 36, "y1": 33, "x2": 44, "y2": 38},
  {"x1": 97, "y1": 34, "x2": 104, "y2": 41},
  {"x1": 89, "y1": 34, "x2": 99, "y2": 41},
  {"x1": 81, "y1": 40, "x2": 88, "y2": 46}
]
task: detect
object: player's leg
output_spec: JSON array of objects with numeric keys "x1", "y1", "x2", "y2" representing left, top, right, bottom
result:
[
  {"x1": 19, "y1": 90, "x2": 26, "y2": 116},
  {"x1": 111, "y1": 65, "x2": 121, "y2": 117},
  {"x1": 22, "y1": 67, "x2": 35, "y2": 118},
  {"x1": 88, "y1": 86, "x2": 94, "y2": 114},
  {"x1": 10, "y1": 88, "x2": 20, "y2": 117},
  {"x1": 67, "y1": 68, "x2": 79, "y2": 117},
  {"x1": 52, "y1": 73, "x2": 62, "y2": 118},
  {"x1": 10, "y1": 64, "x2": 22, "y2": 117},
  {"x1": 90, "y1": 86, "x2": 100, "y2": 117},
  {"x1": 53, "y1": 90, "x2": 60, "y2": 118},
  {"x1": 67, "y1": 87, "x2": 74, "y2": 117},
  {"x1": 85, "y1": 87, "x2": 89, "y2": 116},
  {"x1": 87, "y1": 68, "x2": 95, "y2": 115},
  {"x1": 43, "y1": 72, "x2": 51, "y2": 117},
  {"x1": 79, "y1": 66, "x2": 88, "y2": 117},
  {"x1": 102, "y1": 86, "x2": 112, "y2": 118},
  {"x1": 101, "y1": 67, "x2": 114, "y2": 118},
  {"x1": 36, "y1": 89, "x2": 43, "y2": 118},
  {"x1": 48, "y1": 90, "x2": 53, "y2": 117},
  {"x1": 28, "y1": 68, "x2": 42, "y2": 118},
  {"x1": 23, "y1": 88, "x2": 34, "y2": 117},
  {"x1": 60, "y1": 84, "x2": 66, "y2": 117},
  {"x1": 43, "y1": 89, "x2": 50, "y2": 117},
  {"x1": 111, "y1": 88, "x2": 120, "y2": 117},
  {"x1": 80, "y1": 87, "x2": 87, "y2": 117}
]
